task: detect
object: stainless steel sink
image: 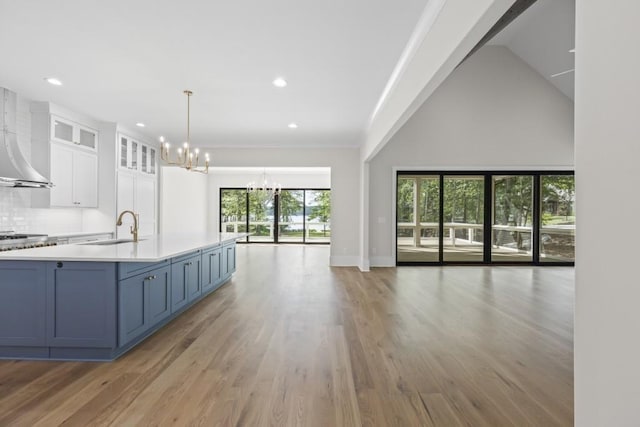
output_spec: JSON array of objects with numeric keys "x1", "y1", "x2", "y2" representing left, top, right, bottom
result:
[{"x1": 82, "y1": 239, "x2": 146, "y2": 246}]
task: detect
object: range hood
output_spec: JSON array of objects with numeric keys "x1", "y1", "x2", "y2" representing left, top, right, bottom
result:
[{"x1": 0, "y1": 88, "x2": 52, "y2": 188}]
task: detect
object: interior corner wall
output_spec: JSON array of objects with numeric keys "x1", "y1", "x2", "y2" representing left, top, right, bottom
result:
[
  {"x1": 203, "y1": 147, "x2": 360, "y2": 266},
  {"x1": 367, "y1": 45, "x2": 575, "y2": 266},
  {"x1": 574, "y1": 1, "x2": 640, "y2": 425}
]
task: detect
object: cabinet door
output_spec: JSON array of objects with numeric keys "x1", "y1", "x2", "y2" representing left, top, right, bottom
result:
[
  {"x1": 47, "y1": 262, "x2": 117, "y2": 348},
  {"x1": 202, "y1": 249, "x2": 221, "y2": 293},
  {"x1": 0, "y1": 262, "x2": 47, "y2": 347},
  {"x1": 52, "y1": 116, "x2": 74, "y2": 145},
  {"x1": 77, "y1": 126, "x2": 97, "y2": 150},
  {"x1": 186, "y1": 256, "x2": 201, "y2": 302},
  {"x1": 73, "y1": 150, "x2": 98, "y2": 207},
  {"x1": 222, "y1": 244, "x2": 236, "y2": 277},
  {"x1": 149, "y1": 147, "x2": 156, "y2": 175},
  {"x1": 147, "y1": 266, "x2": 171, "y2": 325},
  {"x1": 171, "y1": 260, "x2": 190, "y2": 312},
  {"x1": 50, "y1": 144, "x2": 74, "y2": 207},
  {"x1": 119, "y1": 271, "x2": 148, "y2": 346},
  {"x1": 119, "y1": 136, "x2": 129, "y2": 168}
]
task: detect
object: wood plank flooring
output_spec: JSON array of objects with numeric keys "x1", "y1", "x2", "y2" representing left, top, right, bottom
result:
[{"x1": 0, "y1": 245, "x2": 574, "y2": 426}]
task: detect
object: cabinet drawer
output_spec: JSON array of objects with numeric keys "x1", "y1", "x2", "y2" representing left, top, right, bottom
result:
[{"x1": 118, "y1": 259, "x2": 169, "y2": 280}]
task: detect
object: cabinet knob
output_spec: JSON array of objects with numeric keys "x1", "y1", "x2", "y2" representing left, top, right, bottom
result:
[
  {"x1": 185, "y1": 261, "x2": 193, "y2": 266},
  {"x1": 145, "y1": 275, "x2": 156, "y2": 281}
]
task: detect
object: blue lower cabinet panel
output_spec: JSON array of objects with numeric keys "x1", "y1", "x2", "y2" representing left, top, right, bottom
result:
[
  {"x1": 119, "y1": 265, "x2": 171, "y2": 347},
  {"x1": 222, "y1": 243, "x2": 236, "y2": 278},
  {"x1": 46, "y1": 262, "x2": 117, "y2": 348},
  {"x1": 202, "y1": 248, "x2": 222, "y2": 293},
  {"x1": 119, "y1": 271, "x2": 148, "y2": 346},
  {"x1": 171, "y1": 254, "x2": 200, "y2": 312},
  {"x1": 0, "y1": 261, "x2": 47, "y2": 347},
  {"x1": 148, "y1": 266, "x2": 172, "y2": 325}
]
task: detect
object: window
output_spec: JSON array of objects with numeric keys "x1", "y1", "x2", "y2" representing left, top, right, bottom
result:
[
  {"x1": 220, "y1": 188, "x2": 330, "y2": 244},
  {"x1": 396, "y1": 171, "x2": 574, "y2": 265}
]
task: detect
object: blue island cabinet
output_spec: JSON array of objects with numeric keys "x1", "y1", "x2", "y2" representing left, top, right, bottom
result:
[
  {"x1": 201, "y1": 246, "x2": 222, "y2": 293},
  {"x1": 0, "y1": 240, "x2": 238, "y2": 361},
  {"x1": 119, "y1": 265, "x2": 171, "y2": 347},
  {"x1": 46, "y1": 262, "x2": 117, "y2": 357},
  {"x1": 171, "y1": 251, "x2": 201, "y2": 313},
  {"x1": 0, "y1": 262, "x2": 47, "y2": 357}
]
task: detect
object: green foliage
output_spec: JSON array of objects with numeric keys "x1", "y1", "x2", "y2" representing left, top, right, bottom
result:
[
  {"x1": 221, "y1": 190, "x2": 246, "y2": 221},
  {"x1": 308, "y1": 190, "x2": 331, "y2": 223},
  {"x1": 279, "y1": 190, "x2": 303, "y2": 222}
]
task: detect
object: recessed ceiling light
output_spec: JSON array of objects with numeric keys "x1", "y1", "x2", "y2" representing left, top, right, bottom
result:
[
  {"x1": 44, "y1": 77, "x2": 62, "y2": 86},
  {"x1": 288, "y1": 123, "x2": 298, "y2": 129},
  {"x1": 136, "y1": 122, "x2": 145, "y2": 128},
  {"x1": 273, "y1": 78, "x2": 288, "y2": 88}
]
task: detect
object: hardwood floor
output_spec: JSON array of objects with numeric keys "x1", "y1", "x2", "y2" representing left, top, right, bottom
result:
[{"x1": 0, "y1": 245, "x2": 574, "y2": 426}]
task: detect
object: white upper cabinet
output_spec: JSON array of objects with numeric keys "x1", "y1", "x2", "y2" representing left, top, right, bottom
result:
[
  {"x1": 119, "y1": 133, "x2": 157, "y2": 175},
  {"x1": 51, "y1": 115, "x2": 98, "y2": 151},
  {"x1": 48, "y1": 143, "x2": 98, "y2": 208},
  {"x1": 30, "y1": 103, "x2": 99, "y2": 209}
]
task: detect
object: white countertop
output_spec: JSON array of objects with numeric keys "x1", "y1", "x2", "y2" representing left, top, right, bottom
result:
[{"x1": 0, "y1": 233, "x2": 248, "y2": 262}]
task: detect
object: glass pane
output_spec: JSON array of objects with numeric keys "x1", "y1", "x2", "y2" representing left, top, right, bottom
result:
[
  {"x1": 491, "y1": 176, "x2": 533, "y2": 262},
  {"x1": 540, "y1": 175, "x2": 575, "y2": 262},
  {"x1": 141, "y1": 145, "x2": 148, "y2": 172},
  {"x1": 79, "y1": 128, "x2": 96, "y2": 149},
  {"x1": 397, "y1": 176, "x2": 440, "y2": 262},
  {"x1": 131, "y1": 141, "x2": 138, "y2": 170},
  {"x1": 150, "y1": 148, "x2": 156, "y2": 174},
  {"x1": 120, "y1": 137, "x2": 128, "y2": 167},
  {"x1": 249, "y1": 191, "x2": 274, "y2": 242},
  {"x1": 304, "y1": 190, "x2": 331, "y2": 242},
  {"x1": 443, "y1": 176, "x2": 484, "y2": 262},
  {"x1": 278, "y1": 190, "x2": 304, "y2": 242},
  {"x1": 54, "y1": 119, "x2": 73, "y2": 143},
  {"x1": 220, "y1": 189, "x2": 247, "y2": 234}
]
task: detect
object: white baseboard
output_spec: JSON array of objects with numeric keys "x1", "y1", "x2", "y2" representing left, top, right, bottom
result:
[
  {"x1": 370, "y1": 256, "x2": 395, "y2": 267},
  {"x1": 329, "y1": 256, "x2": 360, "y2": 267}
]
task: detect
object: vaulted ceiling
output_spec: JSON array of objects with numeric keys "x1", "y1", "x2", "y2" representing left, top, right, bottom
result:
[{"x1": 489, "y1": 0, "x2": 575, "y2": 100}]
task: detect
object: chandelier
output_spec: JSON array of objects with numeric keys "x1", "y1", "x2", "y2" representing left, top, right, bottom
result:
[
  {"x1": 159, "y1": 90, "x2": 209, "y2": 174},
  {"x1": 246, "y1": 169, "x2": 282, "y2": 198}
]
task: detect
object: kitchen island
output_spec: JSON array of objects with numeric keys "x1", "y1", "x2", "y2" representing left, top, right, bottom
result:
[{"x1": 0, "y1": 233, "x2": 247, "y2": 361}]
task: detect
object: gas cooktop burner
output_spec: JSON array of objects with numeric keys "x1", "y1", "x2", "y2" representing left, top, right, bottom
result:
[{"x1": 0, "y1": 234, "x2": 48, "y2": 240}]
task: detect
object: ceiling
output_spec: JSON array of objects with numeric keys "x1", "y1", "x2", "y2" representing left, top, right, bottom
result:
[
  {"x1": 0, "y1": 0, "x2": 428, "y2": 148},
  {"x1": 489, "y1": 0, "x2": 575, "y2": 100}
]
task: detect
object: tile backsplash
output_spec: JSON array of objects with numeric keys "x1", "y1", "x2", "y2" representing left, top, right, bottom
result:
[{"x1": 0, "y1": 188, "x2": 83, "y2": 234}]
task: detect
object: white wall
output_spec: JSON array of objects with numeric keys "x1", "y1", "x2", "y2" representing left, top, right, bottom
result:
[
  {"x1": 159, "y1": 166, "x2": 208, "y2": 234},
  {"x1": 201, "y1": 147, "x2": 360, "y2": 266},
  {"x1": 367, "y1": 46, "x2": 575, "y2": 266},
  {"x1": 208, "y1": 167, "x2": 330, "y2": 233},
  {"x1": 575, "y1": 1, "x2": 640, "y2": 425}
]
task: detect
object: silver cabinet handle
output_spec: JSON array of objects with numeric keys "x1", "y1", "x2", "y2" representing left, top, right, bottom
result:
[
  {"x1": 145, "y1": 275, "x2": 157, "y2": 281},
  {"x1": 185, "y1": 261, "x2": 193, "y2": 266}
]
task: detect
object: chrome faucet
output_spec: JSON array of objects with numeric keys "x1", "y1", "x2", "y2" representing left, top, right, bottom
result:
[{"x1": 116, "y1": 210, "x2": 139, "y2": 242}]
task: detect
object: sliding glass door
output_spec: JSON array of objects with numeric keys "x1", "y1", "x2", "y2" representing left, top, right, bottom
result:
[
  {"x1": 491, "y1": 175, "x2": 534, "y2": 262},
  {"x1": 540, "y1": 175, "x2": 575, "y2": 263},
  {"x1": 396, "y1": 171, "x2": 574, "y2": 265},
  {"x1": 396, "y1": 176, "x2": 440, "y2": 262},
  {"x1": 220, "y1": 188, "x2": 330, "y2": 244},
  {"x1": 443, "y1": 176, "x2": 485, "y2": 262}
]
